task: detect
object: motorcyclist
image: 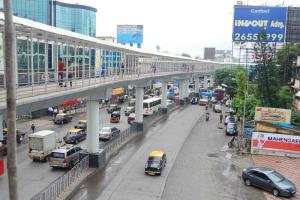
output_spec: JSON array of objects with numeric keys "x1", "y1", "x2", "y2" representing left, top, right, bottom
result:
[{"x1": 205, "y1": 112, "x2": 209, "y2": 121}]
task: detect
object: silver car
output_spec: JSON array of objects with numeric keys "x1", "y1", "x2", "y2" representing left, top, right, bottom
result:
[{"x1": 99, "y1": 127, "x2": 120, "y2": 141}]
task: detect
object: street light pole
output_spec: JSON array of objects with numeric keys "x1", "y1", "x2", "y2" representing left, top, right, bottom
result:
[{"x1": 4, "y1": 0, "x2": 19, "y2": 199}]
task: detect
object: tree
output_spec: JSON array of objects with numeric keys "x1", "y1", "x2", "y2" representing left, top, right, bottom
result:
[
  {"x1": 275, "y1": 86, "x2": 293, "y2": 108},
  {"x1": 214, "y1": 66, "x2": 244, "y2": 97},
  {"x1": 253, "y1": 30, "x2": 279, "y2": 107},
  {"x1": 276, "y1": 43, "x2": 300, "y2": 84}
]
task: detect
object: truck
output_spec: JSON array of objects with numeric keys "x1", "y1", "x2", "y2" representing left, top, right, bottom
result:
[{"x1": 28, "y1": 130, "x2": 61, "y2": 162}]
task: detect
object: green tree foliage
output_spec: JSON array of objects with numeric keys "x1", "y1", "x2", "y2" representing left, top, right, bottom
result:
[
  {"x1": 253, "y1": 30, "x2": 279, "y2": 107},
  {"x1": 181, "y1": 53, "x2": 191, "y2": 57},
  {"x1": 275, "y1": 86, "x2": 293, "y2": 108},
  {"x1": 276, "y1": 43, "x2": 300, "y2": 84},
  {"x1": 214, "y1": 66, "x2": 244, "y2": 97}
]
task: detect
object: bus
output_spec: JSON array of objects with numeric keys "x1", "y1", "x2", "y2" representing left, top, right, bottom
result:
[
  {"x1": 213, "y1": 88, "x2": 225, "y2": 101},
  {"x1": 143, "y1": 97, "x2": 162, "y2": 115}
]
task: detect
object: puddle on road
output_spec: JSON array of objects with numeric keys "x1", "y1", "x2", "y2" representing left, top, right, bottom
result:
[{"x1": 207, "y1": 153, "x2": 219, "y2": 158}]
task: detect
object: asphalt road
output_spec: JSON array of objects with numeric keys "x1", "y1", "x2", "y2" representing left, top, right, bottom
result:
[
  {"x1": 71, "y1": 105, "x2": 203, "y2": 200},
  {"x1": 0, "y1": 105, "x2": 130, "y2": 200},
  {"x1": 161, "y1": 107, "x2": 266, "y2": 200}
]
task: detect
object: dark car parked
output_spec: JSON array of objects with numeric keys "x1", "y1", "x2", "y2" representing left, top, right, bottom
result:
[
  {"x1": 190, "y1": 97, "x2": 199, "y2": 105},
  {"x1": 242, "y1": 167, "x2": 296, "y2": 197}
]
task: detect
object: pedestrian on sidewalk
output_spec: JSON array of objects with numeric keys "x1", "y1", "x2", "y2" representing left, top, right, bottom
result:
[
  {"x1": 66, "y1": 60, "x2": 73, "y2": 87},
  {"x1": 220, "y1": 112, "x2": 223, "y2": 123},
  {"x1": 58, "y1": 57, "x2": 65, "y2": 87},
  {"x1": 31, "y1": 124, "x2": 36, "y2": 133}
]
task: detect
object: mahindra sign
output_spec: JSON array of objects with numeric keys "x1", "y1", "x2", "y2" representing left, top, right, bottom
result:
[{"x1": 251, "y1": 132, "x2": 300, "y2": 158}]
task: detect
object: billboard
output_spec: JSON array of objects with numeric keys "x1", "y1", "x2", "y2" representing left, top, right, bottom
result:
[
  {"x1": 117, "y1": 25, "x2": 143, "y2": 44},
  {"x1": 254, "y1": 107, "x2": 291, "y2": 124},
  {"x1": 251, "y1": 132, "x2": 300, "y2": 157},
  {"x1": 233, "y1": 6, "x2": 287, "y2": 42},
  {"x1": 112, "y1": 87, "x2": 124, "y2": 96}
]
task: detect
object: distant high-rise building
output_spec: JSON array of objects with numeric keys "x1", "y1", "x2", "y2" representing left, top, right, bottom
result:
[
  {"x1": 204, "y1": 47, "x2": 216, "y2": 60},
  {"x1": 0, "y1": 0, "x2": 97, "y2": 37}
]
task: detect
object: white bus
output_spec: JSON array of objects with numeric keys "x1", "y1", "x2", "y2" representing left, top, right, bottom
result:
[{"x1": 143, "y1": 97, "x2": 161, "y2": 115}]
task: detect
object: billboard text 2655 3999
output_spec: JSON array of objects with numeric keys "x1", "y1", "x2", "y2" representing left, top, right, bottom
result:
[{"x1": 233, "y1": 6, "x2": 287, "y2": 43}]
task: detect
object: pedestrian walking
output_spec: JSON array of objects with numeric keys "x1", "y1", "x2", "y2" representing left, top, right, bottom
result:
[
  {"x1": 220, "y1": 112, "x2": 223, "y2": 123},
  {"x1": 121, "y1": 63, "x2": 125, "y2": 77},
  {"x1": 53, "y1": 107, "x2": 58, "y2": 118},
  {"x1": 31, "y1": 124, "x2": 35, "y2": 133},
  {"x1": 58, "y1": 58, "x2": 65, "y2": 87},
  {"x1": 66, "y1": 60, "x2": 73, "y2": 87}
]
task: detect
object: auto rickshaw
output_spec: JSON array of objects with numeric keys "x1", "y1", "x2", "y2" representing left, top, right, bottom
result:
[{"x1": 110, "y1": 111, "x2": 121, "y2": 123}]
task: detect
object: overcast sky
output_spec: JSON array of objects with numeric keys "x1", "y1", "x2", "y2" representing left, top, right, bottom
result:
[{"x1": 65, "y1": 0, "x2": 300, "y2": 57}]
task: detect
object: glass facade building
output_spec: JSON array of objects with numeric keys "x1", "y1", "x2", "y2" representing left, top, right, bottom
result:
[
  {"x1": 12, "y1": 0, "x2": 49, "y2": 24},
  {"x1": 53, "y1": 1, "x2": 96, "y2": 37}
]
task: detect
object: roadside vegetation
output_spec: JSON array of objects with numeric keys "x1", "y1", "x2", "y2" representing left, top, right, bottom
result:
[{"x1": 214, "y1": 30, "x2": 300, "y2": 124}]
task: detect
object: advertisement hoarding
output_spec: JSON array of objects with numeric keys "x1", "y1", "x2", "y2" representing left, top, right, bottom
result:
[
  {"x1": 254, "y1": 107, "x2": 291, "y2": 124},
  {"x1": 112, "y1": 88, "x2": 124, "y2": 96},
  {"x1": 251, "y1": 132, "x2": 300, "y2": 157},
  {"x1": 233, "y1": 6, "x2": 287, "y2": 42},
  {"x1": 117, "y1": 25, "x2": 143, "y2": 44}
]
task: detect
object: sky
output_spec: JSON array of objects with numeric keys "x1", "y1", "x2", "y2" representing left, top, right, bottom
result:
[{"x1": 63, "y1": 0, "x2": 300, "y2": 57}]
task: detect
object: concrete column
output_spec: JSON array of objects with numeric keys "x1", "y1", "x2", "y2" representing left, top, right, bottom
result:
[
  {"x1": 195, "y1": 77, "x2": 200, "y2": 94},
  {"x1": 135, "y1": 86, "x2": 144, "y2": 131},
  {"x1": 179, "y1": 80, "x2": 185, "y2": 105},
  {"x1": 87, "y1": 95, "x2": 99, "y2": 153},
  {"x1": 105, "y1": 87, "x2": 112, "y2": 103},
  {"x1": 204, "y1": 75, "x2": 208, "y2": 90},
  {"x1": 184, "y1": 79, "x2": 189, "y2": 102},
  {"x1": 161, "y1": 81, "x2": 168, "y2": 113},
  {"x1": 0, "y1": 114, "x2": 3, "y2": 141}
]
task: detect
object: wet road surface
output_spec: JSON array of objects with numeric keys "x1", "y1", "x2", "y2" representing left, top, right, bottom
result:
[
  {"x1": 71, "y1": 105, "x2": 203, "y2": 200},
  {"x1": 161, "y1": 108, "x2": 266, "y2": 200}
]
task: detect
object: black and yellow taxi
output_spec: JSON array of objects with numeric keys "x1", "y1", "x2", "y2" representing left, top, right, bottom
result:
[
  {"x1": 54, "y1": 113, "x2": 72, "y2": 124},
  {"x1": 63, "y1": 128, "x2": 86, "y2": 144},
  {"x1": 145, "y1": 151, "x2": 167, "y2": 176},
  {"x1": 74, "y1": 119, "x2": 87, "y2": 131},
  {"x1": 110, "y1": 111, "x2": 121, "y2": 123}
]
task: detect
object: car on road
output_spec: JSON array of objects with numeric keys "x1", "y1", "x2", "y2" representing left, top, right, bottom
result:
[
  {"x1": 225, "y1": 122, "x2": 237, "y2": 136},
  {"x1": 74, "y1": 119, "x2": 87, "y2": 131},
  {"x1": 99, "y1": 127, "x2": 120, "y2": 141},
  {"x1": 127, "y1": 113, "x2": 136, "y2": 124},
  {"x1": 190, "y1": 97, "x2": 199, "y2": 105},
  {"x1": 110, "y1": 111, "x2": 121, "y2": 123},
  {"x1": 242, "y1": 167, "x2": 296, "y2": 197},
  {"x1": 225, "y1": 115, "x2": 235, "y2": 126},
  {"x1": 63, "y1": 128, "x2": 86, "y2": 144},
  {"x1": 213, "y1": 104, "x2": 222, "y2": 113},
  {"x1": 199, "y1": 98, "x2": 208, "y2": 106},
  {"x1": 49, "y1": 145, "x2": 85, "y2": 169},
  {"x1": 106, "y1": 104, "x2": 121, "y2": 114},
  {"x1": 124, "y1": 106, "x2": 135, "y2": 116},
  {"x1": 145, "y1": 151, "x2": 167, "y2": 176},
  {"x1": 54, "y1": 113, "x2": 72, "y2": 124}
]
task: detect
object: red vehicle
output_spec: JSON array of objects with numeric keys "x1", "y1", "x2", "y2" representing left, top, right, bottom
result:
[
  {"x1": 127, "y1": 113, "x2": 136, "y2": 124},
  {"x1": 213, "y1": 89, "x2": 225, "y2": 101}
]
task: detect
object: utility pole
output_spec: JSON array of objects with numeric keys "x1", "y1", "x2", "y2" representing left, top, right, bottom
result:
[{"x1": 4, "y1": 0, "x2": 19, "y2": 199}]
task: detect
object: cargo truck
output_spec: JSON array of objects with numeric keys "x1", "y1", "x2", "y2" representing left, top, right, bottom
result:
[{"x1": 28, "y1": 130, "x2": 62, "y2": 161}]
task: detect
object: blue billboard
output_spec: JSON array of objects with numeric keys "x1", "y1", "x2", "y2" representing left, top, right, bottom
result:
[
  {"x1": 117, "y1": 25, "x2": 143, "y2": 44},
  {"x1": 233, "y1": 6, "x2": 287, "y2": 42}
]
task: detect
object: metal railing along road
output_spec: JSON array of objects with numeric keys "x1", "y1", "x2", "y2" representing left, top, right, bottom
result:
[{"x1": 31, "y1": 155, "x2": 89, "y2": 200}]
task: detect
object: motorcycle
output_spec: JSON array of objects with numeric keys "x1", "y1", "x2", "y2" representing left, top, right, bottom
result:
[{"x1": 228, "y1": 136, "x2": 236, "y2": 148}]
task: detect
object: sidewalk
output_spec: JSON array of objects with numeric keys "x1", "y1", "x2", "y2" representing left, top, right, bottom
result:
[{"x1": 252, "y1": 155, "x2": 300, "y2": 200}]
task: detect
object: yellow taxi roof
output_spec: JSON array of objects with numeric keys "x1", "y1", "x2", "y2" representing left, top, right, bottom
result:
[
  {"x1": 149, "y1": 151, "x2": 164, "y2": 157},
  {"x1": 57, "y1": 113, "x2": 66, "y2": 116},
  {"x1": 68, "y1": 128, "x2": 82, "y2": 132},
  {"x1": 79, "y1": 119, "x2": 87, "y2": 122},
  {"x1": 3, "y1": 128, "x2": 7, "y2": 131}
]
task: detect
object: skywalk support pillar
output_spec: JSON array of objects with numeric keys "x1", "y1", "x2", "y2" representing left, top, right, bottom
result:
[
  {"x1": 179, "y1": 79, "x2": 185, "y2": 105},
  {"x1": 161, "y1": 81, "x2": 168, "y2": 113},
  {"x1": 135, "y1": 86, "x2": 144, "y2": 131},
  {"x1": 195, "y1": 77, "x2": 200, "y2": 94},
  {"x1": 204, "y1": 75, "x2": 208, "y2": 90},
  {"x1": 87, "y1": 95, "x2": 102, "y2": 168},
  {"x1": 184, "y1": 79, "x2": 190, "y2": 103},
  {"x1": 0, "y1": 114, "x2": 3, "y2": 141},
  {"x1": 105, "y1": 87, "x2": 112, "y2": 104}
]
